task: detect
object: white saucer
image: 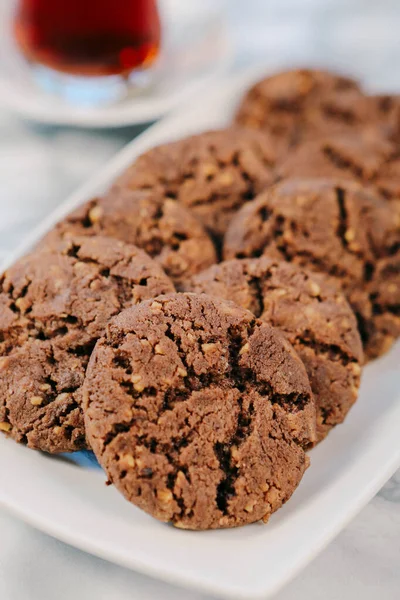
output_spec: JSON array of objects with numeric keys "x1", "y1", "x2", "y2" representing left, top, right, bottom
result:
[{"x1": 0, "y1": 0, "x2": 232, "y2": 127}]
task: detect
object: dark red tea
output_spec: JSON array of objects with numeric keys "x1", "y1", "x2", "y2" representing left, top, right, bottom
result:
[{"x1": 14, "y1": 0, "x2": 161, "y2": 77}]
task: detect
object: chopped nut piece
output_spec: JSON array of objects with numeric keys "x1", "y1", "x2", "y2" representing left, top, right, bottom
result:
[
  {"x1": 53, "y1": 426, "x2": 62, "y2": 435},
  {"x1": 177, "y1": 367, "x2": 187, "y2": 378},
  {"x1": 73, "y1": 261, "x2": 86, "y2": 272},
  {"x1": 308, "y1": 281, "x2": 321, "y2": 297},
  {"x1": 40, "y1": 383, "x2": 51, "y2": 392},
  {"x1": 266, "y1": 486, "x2": 280, "y2": 505},
  {"x1": 350, "y1": 363, "x2": 361, "y2": 376},
  {"x1": 348, "y1": 241, "x2": 361, "y2": 252},
  {"x1": 151, "y1": 301, "x2": 163, "y2": 311},
  {"x1": 201, "y1": 342, "x2": 216, "y2": 353},
  {"x1": 90, "y1": 279, "x2": 103, "y2": 290},
  {"x1": 30, "y1": 396, "x2": 43, "y2": 406},
  {"x1": 378, "y1": 336, "x2": 395, "y2": 355},
  {"x1": 174, "y1": 520, "x2": 191, "y2": 529},
  {"x1": 88, "y1": 205, "x2": 104, "y2": 223},
  {"x1": 181, "y1": 178, "x2": 195, "y2": 191},
  {"x1": 15, "y1": 297, "x2": 28, "y2": 312},
  {"x1": 272, "y1": 288, "x2": 287, "y2": 297},
  {"x1": 56, "y1": 393, "x2": 70, "y2": 403},
  {"x1": 131, "y1": 374, "x2": 145, "y2": 392},
  {"x1": 344, "y1": 229, "x2": 355, "y2": 242},
  {"x1": 157, "y1": 489, "x2": 173, "y2": 504},
  {"x1": 262, "y1": 512, "x2": 271, "y2": 524},
  {"x1": 120, "y1": 454, "x2": 135, "y2": 468},
  {"x1": 218, "y1": 172, "x2": 233, "y2": 186},
  {"x1": 154, "y1": 343, "x2": 165, "y2": 355},
  {"x1": 201, "y1": 163, "x2": 218, "y2": 178},
  {"x1": 0, "y1": 357, "x2": 10, "y2": 370},
  {"x1": 239, "y1": 342, "x2": 250, "y2": 355},
  {"x1": 260, "y1": 482, "x2": 269, "y2": 493},
  {"x1": 231, "y1": 445, "x2": 239, "y2": 460},
  {"x1": 0, "y1": 421, "x2": 12, "y2": 432},
  {"x1": 244, "y1": 500, "x2": 256, "y2": 513},
  {"x1": 164, "y1": 198, "x2": 177, "y2": 210},
  {"x1": 175, "y1": 471, "x2": 186, "y2": 487}
]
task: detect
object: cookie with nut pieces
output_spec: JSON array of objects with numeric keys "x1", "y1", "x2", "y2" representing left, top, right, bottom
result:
[
  {"x1": 42, "y1": 187, "x2": 217, "y2": 289},
  {"x1": 0, "y1": 235, "x2": 174, "y2": 453},
  {"x1": 185, "y1": 257, "x2": 363, "y2": 441},
  {"x1": 83, "y1": 292, "x2": 317, "y2": 530},
  {"x1": 113, "y1": 127, "x2": 278, "y2": 238},
  {"x1": 235, "y1": 68, "x2": 372, "y2": 152}
]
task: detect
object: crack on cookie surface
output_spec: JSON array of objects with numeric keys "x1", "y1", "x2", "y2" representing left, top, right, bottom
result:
[{"x1": 323, "y1": 143, "x2": 364, "y2": 179}]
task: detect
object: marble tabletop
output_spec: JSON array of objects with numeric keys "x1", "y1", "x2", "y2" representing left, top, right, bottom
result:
[{"x1": 0, "y1": 1, "x2": 399, "y2": 598}]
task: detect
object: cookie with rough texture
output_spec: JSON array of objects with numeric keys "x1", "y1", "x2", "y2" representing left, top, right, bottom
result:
[
  {"x1": 0, "y1": 236, "x2": 174, "y2": 453},
  {"x1": 185, "y1": 257, "x2": 363, "y2": 441},
  {"x1": 224, "y1": 178, "x2": 400, "y2": 360},
  {"x1": 42, "y1": 188, "x2": 217, "y2": 288},
  {"x1": 235, "y1": 69, "x2": 370, "y2": 151},
  {"x1": 84, "y1": 293, "x2": 316, "y2": 530},
  {"x1": 276, "y1": 131, "x2": 400, "y2": 204},
  {"x1": 113, "y1": 128, "x2": 277, "y2": 238}
]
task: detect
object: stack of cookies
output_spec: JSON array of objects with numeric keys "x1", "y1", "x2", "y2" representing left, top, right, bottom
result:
[{"x1": 1, "y1": 68, "x2": 399, "y2": 531}]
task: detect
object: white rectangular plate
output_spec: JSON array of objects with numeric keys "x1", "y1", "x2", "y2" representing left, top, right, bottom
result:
[{"x1": 0, "y1": 66, "x2": 399, "y2": 600}]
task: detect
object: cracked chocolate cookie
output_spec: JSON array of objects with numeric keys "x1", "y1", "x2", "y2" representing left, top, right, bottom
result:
[
  {"x1": 83, "y1": 292, "x2": 316, "y2": 530},
  {"x1": 113, "y1": 127, "x2": 277, "y2": 238},
  {"x1": 0, "y1": 236, "x2": 174, "y2": 453},
  {"x1": 42, "y1": 188, "x2": 217, "y2": 288},
  {"x1": 235, "y1": 69, "x2": 370, "y2": 152},
  {"x1": 224, "y1": 178, "x2": 400, "y2": 360},
  {"x1": 276, "y1": 131, "x2": 400, "y2": 204},
  {"x1": 184, "y1": 257, "x2": 363, "y2": 441}
]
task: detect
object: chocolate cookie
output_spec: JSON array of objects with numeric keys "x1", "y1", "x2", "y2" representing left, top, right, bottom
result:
[
  {"x1": 185, "y1": 258, "x2": 363, "y2": 441},
  {"x1": 83, "y1": 293, "x2": 316, "y2": 530},
  {"x1": 224, "y1": 178, "x2": 400, "y2": 360},
  {"x1": 235, "y1": 69, "x2": 370, "y2": 151},
  {"x1": 276, "y1": 131, "x2": 400, "y2": 204},
  {"x1": 42, "y1": 188, "x2": 217, "y2": 288},
  {"x1": 0, "y1": 236, "x2": 174, "y2": 453},
  {"x1": 113, "y1": 127, "x2": 277, "y2": 238}
]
